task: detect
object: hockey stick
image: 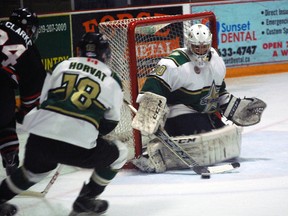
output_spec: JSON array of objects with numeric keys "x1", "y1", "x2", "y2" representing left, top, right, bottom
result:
[
  {"x1": 20, "y1": 164, "x2": 64, "y2": 197},
  {"x1": 125, "y1": 100, "x2": 240, "y2": 176}
]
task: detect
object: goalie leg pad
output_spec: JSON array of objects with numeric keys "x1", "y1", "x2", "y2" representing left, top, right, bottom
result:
[
  {"x1": 140, "y1": 125, "x2": 242, "y2": 171},
  {"x1": 131, "y1": 156, "x2": 156, "y2": 173},
  {"x1": 172, "y1": 125, "x2": 242, "y2": 166},
  {"x1": 147, "y1": 139, "x2": 187, "y2": 171},
  {"x1": 147, "y1": 139, "x2": 167, "y2": 173}
]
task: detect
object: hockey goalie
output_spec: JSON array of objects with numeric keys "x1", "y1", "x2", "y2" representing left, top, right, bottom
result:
[{"x1": 131, "y1": 24, "x2": 266, "y2": 173}]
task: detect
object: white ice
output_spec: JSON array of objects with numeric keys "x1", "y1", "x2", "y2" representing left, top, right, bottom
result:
[{"x1": 1, "y1": 72, "x2": 288, "y2": 216}]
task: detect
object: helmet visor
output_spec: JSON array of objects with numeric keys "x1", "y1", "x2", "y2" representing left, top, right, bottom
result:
[
  {"x1": 29, "y1": 25, "x2": 39, "y2": 42},
  {"x1": 190, "y1": 44, "x2": 210, "y2": 56},
  {"x1": 84, "y1": 44, "x2": 97, "y2": 58}
]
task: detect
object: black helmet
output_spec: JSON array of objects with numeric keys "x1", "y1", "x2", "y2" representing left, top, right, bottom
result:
[
  {"x1": 78, "y1": 32, "x2": 111, "y2": 63},
  {"x1": 9, "y1": 7, "x2": 39, "y2": 42}
]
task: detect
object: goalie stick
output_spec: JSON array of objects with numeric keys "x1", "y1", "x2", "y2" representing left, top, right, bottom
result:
[
  {"x1": 125, "y1": 100, "x2": 240, "y2": 176},
  {"x1": 20, "y1": 164, "x2": 63, "y2": 197}
]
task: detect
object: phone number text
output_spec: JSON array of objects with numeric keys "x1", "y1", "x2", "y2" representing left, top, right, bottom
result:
[
  {"x1": 39, "y1": 23, "x2": 67, "y2": 33},
  {"x1": 218, "y1": 46, "x2": 257, "y2": 57}
]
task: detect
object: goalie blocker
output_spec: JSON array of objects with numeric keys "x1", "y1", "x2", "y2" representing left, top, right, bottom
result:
[{"x1": 132, "y1": 92, "x2": 169, "y2": 135}]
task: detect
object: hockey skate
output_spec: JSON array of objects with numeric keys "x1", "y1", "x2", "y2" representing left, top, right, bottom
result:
[
  {"x1": 0, "y1": 202, "x2": 17, "y2": 216},
  {"x1": 131, "y1": 139, "x2": 167, "y2": 173},
  {"x1": 69, "y1": 184, "x2": 108, "y2": 216},
  {"x1": 2, "y1": 151, "x2": 19, "y2": 176}
]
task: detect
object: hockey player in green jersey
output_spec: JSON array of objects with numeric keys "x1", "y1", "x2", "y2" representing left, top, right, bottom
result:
[
  {"x1": 0, "y1": 32, "x2": 128, "y2": 216},
  {"x1": 131, "y1": 24, "x2": 266, "y2": 173}
]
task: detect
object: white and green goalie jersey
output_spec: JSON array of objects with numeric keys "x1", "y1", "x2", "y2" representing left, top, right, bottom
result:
[
  {"x1": 23, "y1": 57, "x2": 123, "y2": 149},
  {"x1": 139, "y1": 47, "x2": 228, "y2": 118}
]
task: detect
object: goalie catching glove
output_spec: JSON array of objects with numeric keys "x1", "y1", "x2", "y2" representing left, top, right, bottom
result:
[
  {"x1": 222, "y1": 95, "x2": 267, "y2": 126},
  {"x1": 132, "y1": 92, "x2": 169, "y2": 135}
]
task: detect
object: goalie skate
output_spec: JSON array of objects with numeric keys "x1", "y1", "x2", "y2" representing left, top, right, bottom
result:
[{"x1": 131, "y1": 155, "x2": 156, "y2": 173}]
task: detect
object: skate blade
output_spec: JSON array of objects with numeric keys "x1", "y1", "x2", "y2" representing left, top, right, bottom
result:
[{"x1": 68, "y1": 210, "x2": 107, "y2": 216}]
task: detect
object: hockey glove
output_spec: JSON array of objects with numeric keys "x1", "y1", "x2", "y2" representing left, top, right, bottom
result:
[{"x1": 223, "y1": 95, "x2": 267, "y2": 126}]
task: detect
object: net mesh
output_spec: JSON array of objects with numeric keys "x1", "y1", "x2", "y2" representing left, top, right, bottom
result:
[{"x1": 99, "y1": 13, "x2": 216, "y2": 161}]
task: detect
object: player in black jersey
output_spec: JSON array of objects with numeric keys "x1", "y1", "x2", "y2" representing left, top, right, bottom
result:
[{"x1": 0, "y1": 8, "x2": 46, "y2": 176}]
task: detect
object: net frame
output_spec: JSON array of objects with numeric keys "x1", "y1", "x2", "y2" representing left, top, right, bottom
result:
[{"x1": 99, "y1": 11, "x2": 217, "y2": 161}]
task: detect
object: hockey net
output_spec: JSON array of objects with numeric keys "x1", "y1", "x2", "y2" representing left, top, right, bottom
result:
[{"x1": 99, "y1": 12, "x2": 217, "y2": 161}]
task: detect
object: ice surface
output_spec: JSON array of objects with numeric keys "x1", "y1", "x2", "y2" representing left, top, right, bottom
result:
[{"x1": 1, "y1": 72, "x2": 288, "y2": 216}]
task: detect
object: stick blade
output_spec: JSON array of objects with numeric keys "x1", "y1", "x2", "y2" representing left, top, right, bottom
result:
[
  {"x1": 192, "y1": 166, "x2": 209, "y2": 175},
  {"x1": 206, "y1": 162, "x2": 240, "y2": 174},
  {"x1": 20, "y1": 190, "x2": 46, "y2": 198}
]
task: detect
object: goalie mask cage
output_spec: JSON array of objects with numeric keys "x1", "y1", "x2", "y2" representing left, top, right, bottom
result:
[{"x1": 99, "y1": 11, "x2": 217, "y2": 161}]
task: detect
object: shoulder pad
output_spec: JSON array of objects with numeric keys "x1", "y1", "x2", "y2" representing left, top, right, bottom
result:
[{"x1": 164, "y1": 49, "x2": 190, "y2": 66}]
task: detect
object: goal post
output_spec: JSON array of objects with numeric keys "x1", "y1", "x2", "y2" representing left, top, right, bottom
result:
[{"x1": 99, "y1": 11, "x2": 217, "y2": 161}]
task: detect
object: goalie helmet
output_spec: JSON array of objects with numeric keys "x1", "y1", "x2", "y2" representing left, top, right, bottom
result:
[
  {"x1": 185, "y1": 24, "x2": 212, "y2": 67},
  {"x1": 9, "y1": 7, "x2": 39, "y2": 42},
  {"x1": 78, "y1": 32, "x2": 111, "y2": 63}
]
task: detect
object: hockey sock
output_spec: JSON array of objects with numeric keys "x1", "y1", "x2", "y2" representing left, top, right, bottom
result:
[{"x1": 87, "y1": 167, "x2": 118, "y2": 196}]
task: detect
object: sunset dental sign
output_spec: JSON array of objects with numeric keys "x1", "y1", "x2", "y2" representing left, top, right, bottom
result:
[{"x1": 220, "y1": 21, "x2": 256, "y2": 43}]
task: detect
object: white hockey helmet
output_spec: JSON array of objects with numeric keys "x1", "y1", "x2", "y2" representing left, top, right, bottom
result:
[{"x1": 185, "y1": 24, "x2": 212, "y2": 67}]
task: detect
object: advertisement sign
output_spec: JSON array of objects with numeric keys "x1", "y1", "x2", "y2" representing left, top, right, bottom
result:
[
  {"x1": 36, "y1": 15, "x2": 72, "y2": 71},
  {"x1": 71, "y1": 7, "x2": 183, "y2": 56},
  {"x1": 192, "y1": 1, "x2": 288, "y2": 66}
]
